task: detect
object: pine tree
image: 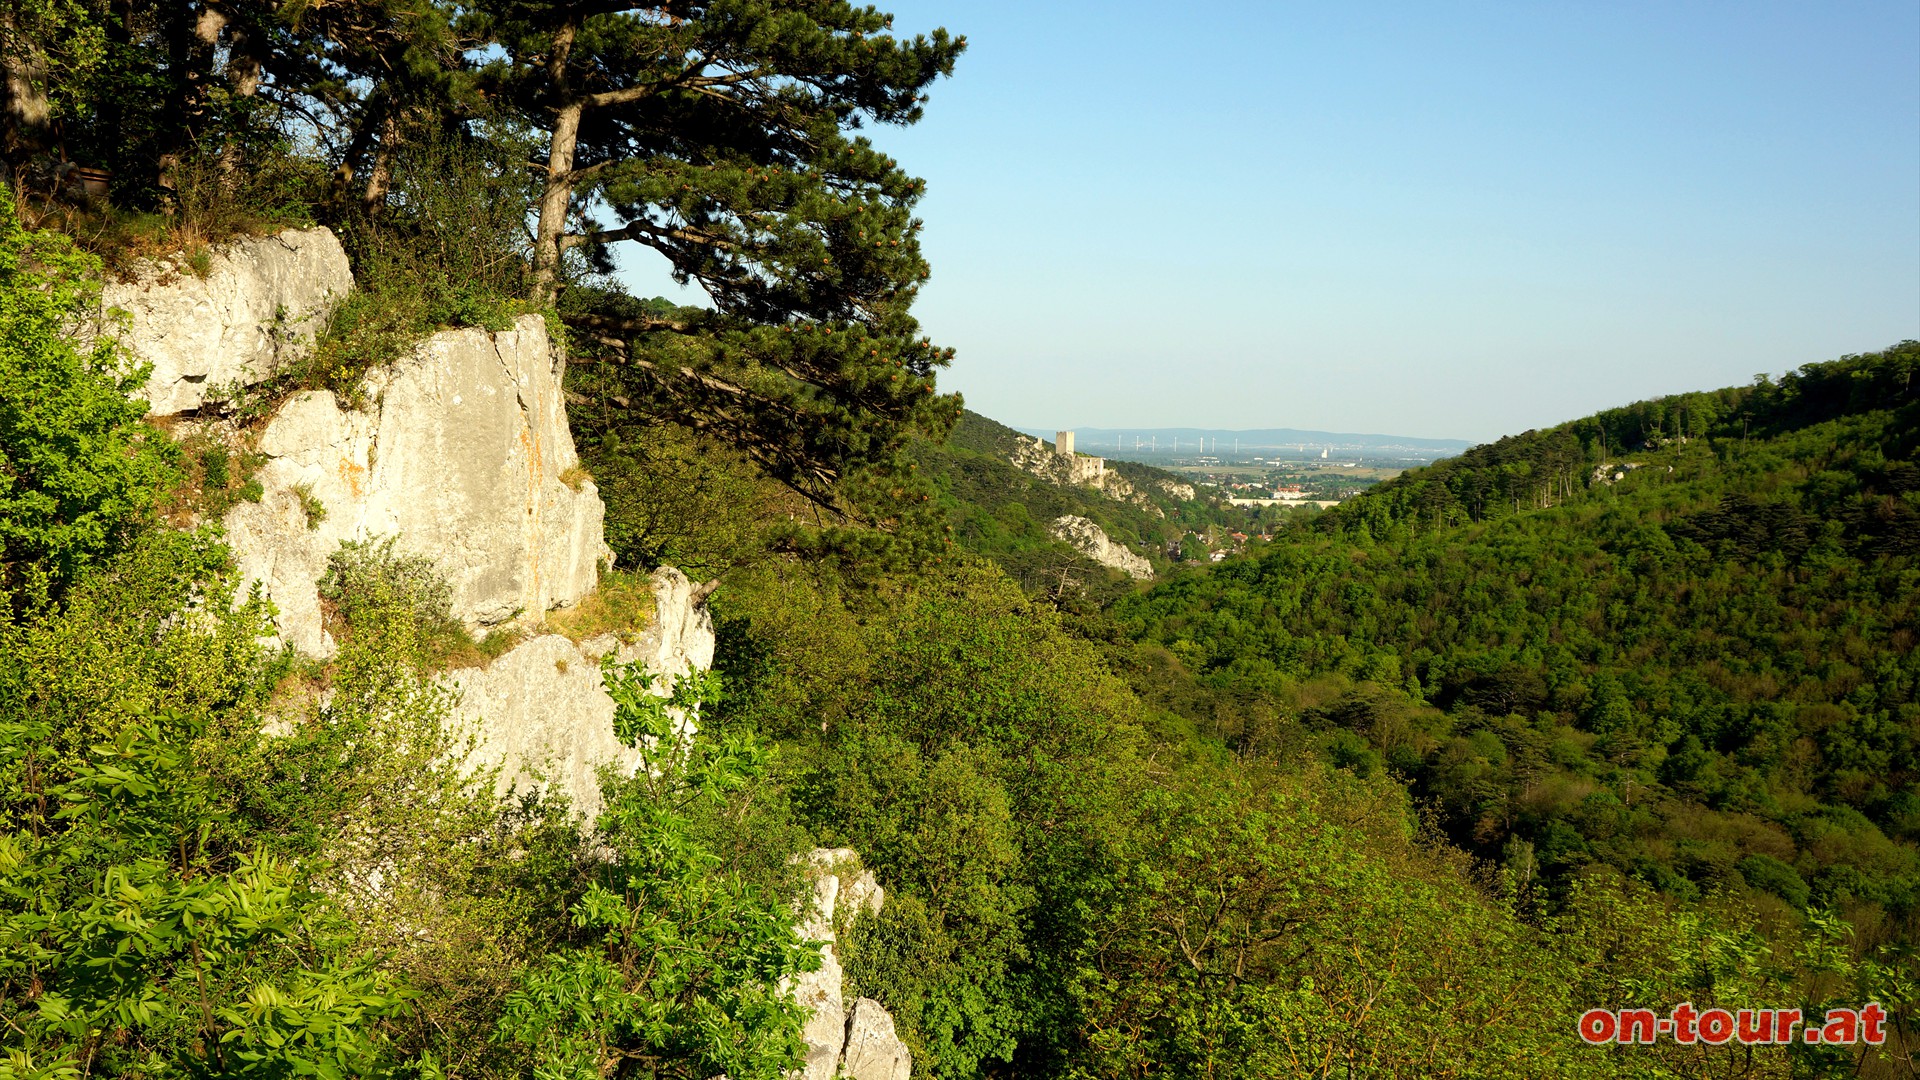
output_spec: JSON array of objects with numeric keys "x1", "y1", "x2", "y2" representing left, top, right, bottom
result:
[{"x1": 472, "y1": 1, "x2": 966, "y2": 500}]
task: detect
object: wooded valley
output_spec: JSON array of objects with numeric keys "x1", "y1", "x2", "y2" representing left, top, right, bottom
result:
[{"x1": 2, "y1": 3, "x2": 1916, "y2": 1078}]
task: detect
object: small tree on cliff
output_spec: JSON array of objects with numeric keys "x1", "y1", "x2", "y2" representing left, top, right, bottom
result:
[{"x1": 471, "y1": 1, "x2": 965, "y2": 500}]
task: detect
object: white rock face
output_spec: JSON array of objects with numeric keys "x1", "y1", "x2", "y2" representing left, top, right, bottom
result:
[
  {"x1": 1051, "y1": 515, "x2": 1154, "y2": 580},
  {"x1": 1009, "y1": 433, "x2": 1132, "y2": 495},
  {"x1": 446, "y1": 566, "x2": 715, "y2": 816},
  {"x1": 842, "y1": 999, "x2": 913, "y2": 1080},
  {"x1": 789, "y1": 849, "x2": 908, "y2": 1080},
  {"x1": 103, "y1": 227, "x2": 352, "y2": 416},
  {"x1": 224, "y1": 314, "x2": 611, "y2": 655}
]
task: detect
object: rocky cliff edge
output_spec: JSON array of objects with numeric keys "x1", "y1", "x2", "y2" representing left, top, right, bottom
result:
[
  {"x1": 224, "y1": 313, "x2": 611, "y2": 655},
  {"x1": 104, "y1": 226, "x2": 352, "y2": 416},
  {"x1": 790, "y1": 849, "x2": 913, "y2": 1080},
  {"x1": 118, "y1": 226, "x2": 912, "y2": 1075}
]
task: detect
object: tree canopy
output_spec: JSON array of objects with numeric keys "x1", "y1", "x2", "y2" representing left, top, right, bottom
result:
[{"x1": 7, "y1": 0, "x2": 966, "y2": 503}]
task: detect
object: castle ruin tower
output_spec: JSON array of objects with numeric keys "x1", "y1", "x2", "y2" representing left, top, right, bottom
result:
[{"x1": 1056, "y1": 430, "x2": 1075, "y2": 457}]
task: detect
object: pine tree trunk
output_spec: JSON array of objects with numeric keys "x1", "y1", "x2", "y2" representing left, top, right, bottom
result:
[
  {"x1": 530, "y1": 18, "x2": 580, "y2": 303},
  {"x1": 219, "y1": 15, "x2": 262, "y2": 190},
  {"x1": 531, "y1": 102, "x2": 581, "y2": 302},
  {"x1": 331, "y1": 92, "x2": 386, "y2": 208},
  {"x1": 362, "y1": 108, "x2": 400, "y2": 212},
  {"x1": 157, "y1": 4, "x2": 223, "y2": 204},
  {"x1": 0, "y1": 9, "x2": 52, "y2": 177}
]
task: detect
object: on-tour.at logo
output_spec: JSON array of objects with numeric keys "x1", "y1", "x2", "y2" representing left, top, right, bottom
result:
[{"x1": 1578, "y1": 1003, "x2": 1887, "y2": 1046}]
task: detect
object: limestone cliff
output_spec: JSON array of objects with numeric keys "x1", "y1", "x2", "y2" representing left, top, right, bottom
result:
[
  {"x1": 119, "y1": 227, "x2": 912, "y2": 1075},
  {"x1": 1155, "y1": 478, "x2": 1198, "y2": 501},
  {"x1": 1051, "y1": 514, "x2": 1154, "y2": 580},
  {"x1": 224, "y1": 315, "x2": 611, "y2": 655},
  {"x1": 1007, "y1": 432, "x2": 1176, "y2": 519},
  {"x1": 104, "y1": 227, "x2": 352, "y2": 415},
  {"x1": 1009, "y1": 432, "x2": 1133, "y2": 498},
  {"x1": 448, "y1": 566, "x2": 714, "y2": 816},
  {"x1": 790, "y1": 849, "x2": 913, "y2": 1080}
]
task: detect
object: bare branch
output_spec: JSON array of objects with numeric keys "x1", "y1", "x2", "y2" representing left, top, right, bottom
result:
[
  {"x1": 560, "y1": 220, "x2": 738, "y2": 252},
  {"x1": 565, "y1": 310, "x2": 695, "y2": 336}
]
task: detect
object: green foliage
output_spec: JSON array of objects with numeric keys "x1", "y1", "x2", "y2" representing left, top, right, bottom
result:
[
  {"x1": 481, "y1": 0, "x2": 968, "y2": 497},
  {"x1": 0, "y1": 206, "x2": 174, "y2": 605},
  {"x1": 720, "y1": 560, "x2": 1148, "y2": 1074},
  {"x1": 316, "y1": 537, "x2": 484, "y2": 672},
  {"x1": 574, "y1": 416, "x2": 791, "y2": 578},
  {"x1": 0, "y1": 714, "x2": 412, "y2": 1078},
  {"x1": 495, "y1": 662, "x2": 813, "y2": 1080},
  {"x1": 1115, "y1": 343, "x2": 1920, "y2": 954},
  {"x1": 0, "y1": 528, "x2": 275, "y2": 774},
  {"x1": 169, "y1": 430, "x2": 266, "y2": 522},
  {"x1": 1067, "y1": 764, "x2": 1573, "y2": 1078},
  {"x1": 0, "y1": 532, "x2": 450, "y2": 1078},
  {"x1": 911, "y1": 412, "x2": 1239, "y2": 605},
  {"x1": 300, "y1": 129, "x2": 545, "y2": 397}
]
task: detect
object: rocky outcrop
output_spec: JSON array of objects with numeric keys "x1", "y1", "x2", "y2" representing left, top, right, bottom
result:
[
  {"x1": 1009, "y1": 433, "x2": 1135, "y2": 497},
  {"x1": 1591, "y1": 461, "x2": 1647, "y2": 485},
  {"x1": 842, "y1": 1000, "x2": 912, "y2": 1080},
  {"x1": 224, "y1": 314, "x2": 611, "y2": 656},
  {"x1": 1156, "y1": 478, "x2": 1197, "y2": 502},
  {"x1": 1051, "y1": 515, "x2": 1154, "y2": 580},
  {"x1": 104, "y1": 227, "x2": 352, "y2": 416},
  {"x1": 790, "y1": 849, "x2": 911, "y2": 1080},
  {"x1": 113, "y1": 228, "x2": 902, "y2": 1073},
  {"x1": 447, "y1": 566, "x2": 714, "y2": 816},
  {"x1": 1008, "y1": 434, "x2": 1180, "y2": 517}
]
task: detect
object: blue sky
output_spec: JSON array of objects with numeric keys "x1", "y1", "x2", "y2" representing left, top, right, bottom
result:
[{"x1": 623, "y1": 1, "x2": 1920, "y2": 443}]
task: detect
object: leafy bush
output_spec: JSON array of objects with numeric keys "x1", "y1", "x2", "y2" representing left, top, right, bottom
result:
[
  {"x1": 0, "y1": 712, "x2": 415, "y2": 1078},
  {"x1": 296, "y1": 128, "x2": 542, "y2": 398},
  {"x1": 317, "y1": 537, "x2": 461, "y2": 663},
  {"x1": 1740, "y1": 854, "x2": 1812, "y2": 908},
  {"x1": 0, "y1": 204, "x2": 175, "y2": 606},
  {"x1": 496, "y1": 663, "x2": 814, "y2": 1079}
]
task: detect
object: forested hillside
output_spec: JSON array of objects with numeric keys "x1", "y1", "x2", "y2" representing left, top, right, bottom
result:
[
  {"x1": 906, "y1": 411, "x2": 1234, "y2": 602},
  {"x1": 4, "y1": 1, "x2": 1918, "y2": 1077},
  {"x1": 1118, "y1": 343, "x2": 1920, "y2": 946}
]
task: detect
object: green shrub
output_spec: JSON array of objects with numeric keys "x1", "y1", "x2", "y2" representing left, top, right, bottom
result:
[
  {"x1": 0, "y1": 204, "x2": 176, "y2": 607},
  {"x1": 297, "y1": 126, "x2": 541, "y2": 398},
  {"x1": 317, "y1": 537, "x2": 465, "y2": 667},
  {"x1": 496, "y1": 664, "x2": 814, "y2": 1079}
]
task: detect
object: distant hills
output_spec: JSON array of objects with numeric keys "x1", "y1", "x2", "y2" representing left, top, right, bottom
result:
[
  {"x1": 1011, "y1": 426, "x2": 1471, "y2": 461},
  {"x1": 909, "y1": 412, "x2": 1241, "y2": 603},
  {"x1": 1116, "y1": 341, "x2": 1920, "y2": 936}
]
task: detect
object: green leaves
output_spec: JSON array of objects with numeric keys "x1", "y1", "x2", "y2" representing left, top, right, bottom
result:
[
  {"x1": 0, "y1": 205, "x2": 175, "y2": 607},
  {"x1": 476, "y1": 0, "x2": 966, "y2": 500},
  {"x1": 495, "y1": 661, "x2": 811, "y2": 1080},
  {"x1": 0, "y1": 712, "x2": 412, "y2": 1077}
]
